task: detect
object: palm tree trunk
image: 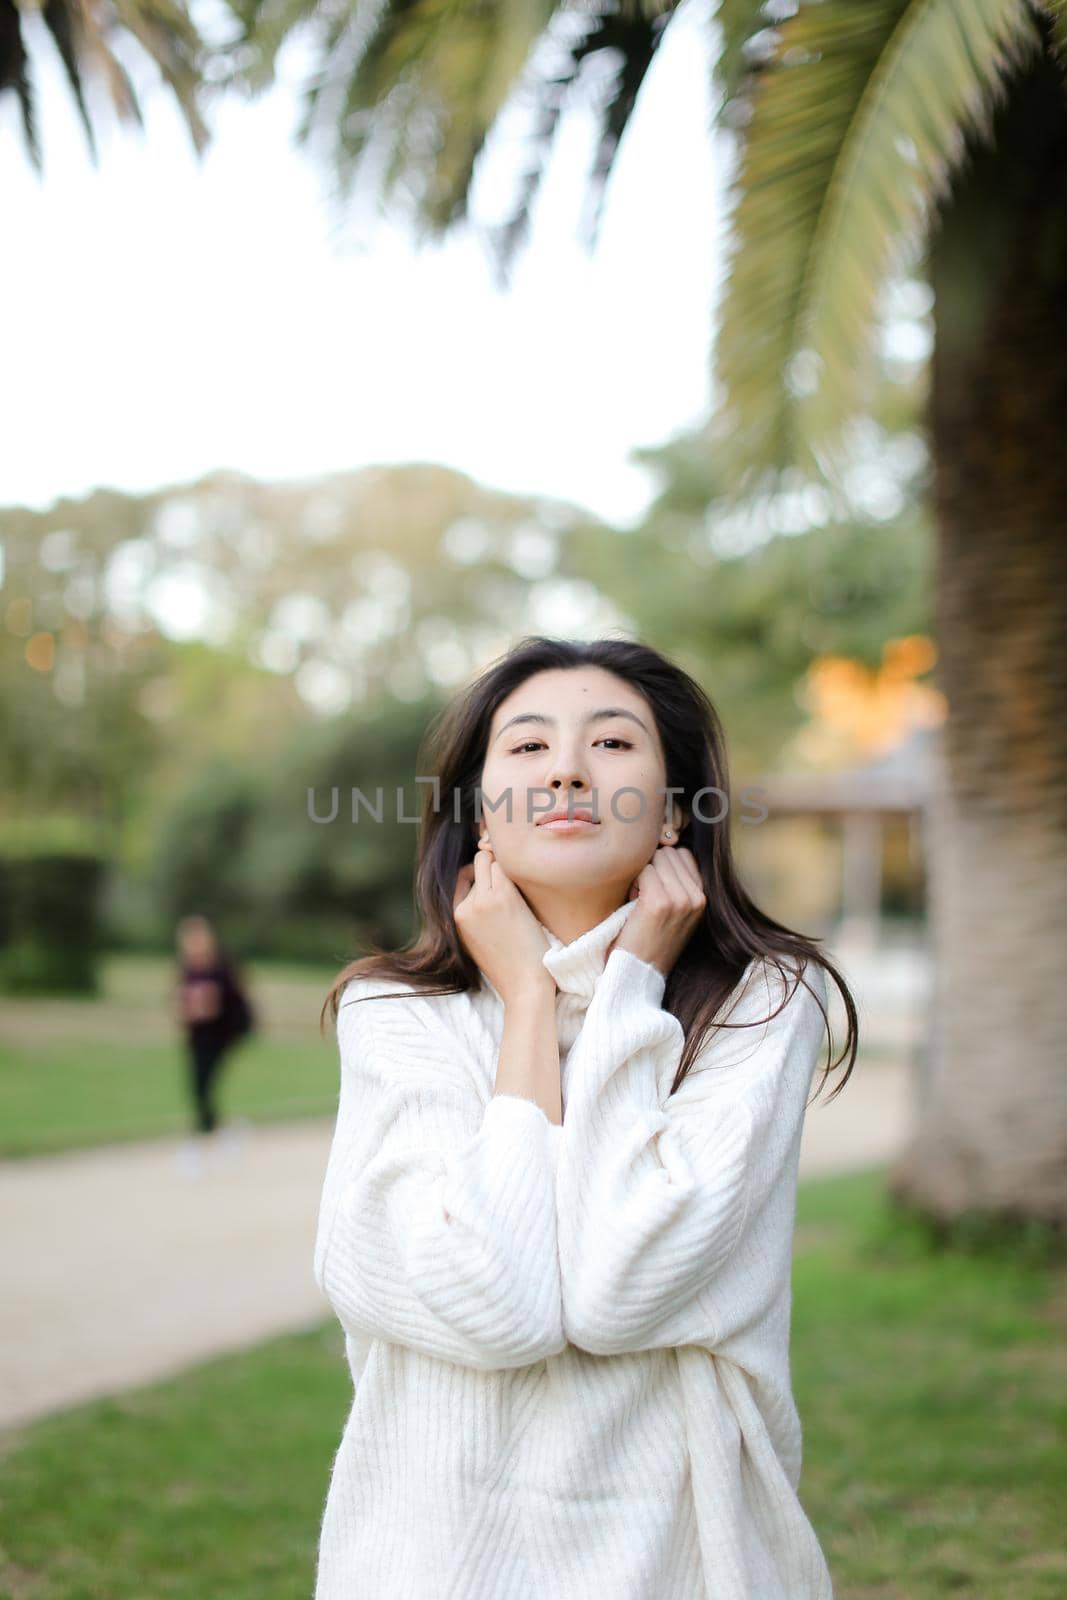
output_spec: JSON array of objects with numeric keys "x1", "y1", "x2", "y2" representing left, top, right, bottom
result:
[{"x1": 887, "y1": 44, "x2": 1067, "y2": 1231}]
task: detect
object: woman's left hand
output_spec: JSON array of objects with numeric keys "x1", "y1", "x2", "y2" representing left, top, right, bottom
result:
[{"x1": 607, "y1": 845, "x2": 706, "y2": 978}]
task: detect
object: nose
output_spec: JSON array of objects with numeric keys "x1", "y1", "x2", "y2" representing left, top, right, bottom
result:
[{"x1": 543, "y1": 750, "x2": 594, "y2": 813}]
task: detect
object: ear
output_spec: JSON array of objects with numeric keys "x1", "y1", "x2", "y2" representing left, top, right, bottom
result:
[{"x1": 673, "y1": 805, "x2": 688, "y2": 836}]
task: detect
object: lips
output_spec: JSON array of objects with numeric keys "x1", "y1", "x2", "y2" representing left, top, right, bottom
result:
[{"x1": 537, "y1": 811, "x2": 599, "y2": 825}]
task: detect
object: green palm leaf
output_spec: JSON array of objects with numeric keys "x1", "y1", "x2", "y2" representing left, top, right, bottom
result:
[
  {"x1": 1044, "y1": 0, "x2": 1067, "y2": 57},
  {"x1": 715, "y1": 0, "x2": 1042, "y2": 493},
  {"x1": 491, "y1": 3, "x2": 673, "y2": 282},
  {"x1": 226, "y1": 0, "x2": 682, "y2": 279},
  {"x1": 239, "y1": 0, "x2": 561, "y2": 243},
  {"x1": 2, "y1": 0, "x2": 210, "y2": 170},
  {"x1": 110, "y1": 0, "x2": 211, "y2": 153},
  {"x1": 712, "y1": 0, "x2": 767, "y2": 105},
  {"x1": 2, "y1": 0, "x2": 41, "y2": 167}
]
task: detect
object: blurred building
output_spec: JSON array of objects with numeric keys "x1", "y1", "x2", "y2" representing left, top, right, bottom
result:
[{"x1": 747, "y1": 725, "x2": 938, "y2": 952}]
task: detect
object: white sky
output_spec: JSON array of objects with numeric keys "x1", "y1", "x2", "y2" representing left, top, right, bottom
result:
[{"x1": 0, "y1": 0, "x2": 725, "y2": 528}]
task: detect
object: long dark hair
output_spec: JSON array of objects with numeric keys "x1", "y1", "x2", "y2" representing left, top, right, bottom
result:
[{"x1": 320, "y1": 635, "x2": 858, "y2": 1105}]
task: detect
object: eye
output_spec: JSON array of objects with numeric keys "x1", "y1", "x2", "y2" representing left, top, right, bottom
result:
[{"x1": 508, "y1": 738, "x2": 634, "y2": 754}]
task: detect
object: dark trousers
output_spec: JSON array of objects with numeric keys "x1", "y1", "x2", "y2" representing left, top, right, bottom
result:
[{"x1": 188, "y1": 1032, "x2": 230, "y2": 1134}]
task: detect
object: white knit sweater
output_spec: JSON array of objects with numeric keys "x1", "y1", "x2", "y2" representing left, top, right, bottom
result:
[{"x1": 312, "y1": 897, "x2": 835, "y2": 1599}]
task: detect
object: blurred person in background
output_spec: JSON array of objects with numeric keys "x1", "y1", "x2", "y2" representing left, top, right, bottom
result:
[{"x1": 175, "y1": 913, "x2": 255, "y2": 1177}]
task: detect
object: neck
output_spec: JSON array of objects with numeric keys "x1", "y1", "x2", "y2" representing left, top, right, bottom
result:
[{"x1": 520, "y1": 885, "x2": 632, "y2": 948}]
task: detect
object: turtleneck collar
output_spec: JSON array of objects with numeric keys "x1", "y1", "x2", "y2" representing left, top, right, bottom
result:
[{"x1": 536, "y1": 897, "x2": 638, "y2": 1001}]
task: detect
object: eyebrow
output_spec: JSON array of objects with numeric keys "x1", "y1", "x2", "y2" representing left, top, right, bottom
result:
[{"x1": 493, "y1": 708, "x2": 651, "y2": 743}]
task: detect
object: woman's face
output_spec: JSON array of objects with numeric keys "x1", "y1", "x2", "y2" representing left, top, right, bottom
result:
[
  {"x1": 479, "y1": 666, "x2": 682, "y2": 908},
  {"x1": 180, "y1": 923, "x2": 216, "y2": 965}
]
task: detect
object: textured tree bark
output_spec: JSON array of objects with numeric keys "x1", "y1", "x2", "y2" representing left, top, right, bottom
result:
[{"x1": 888, "y1": 43, "x2": 1067, "y2": 1230}]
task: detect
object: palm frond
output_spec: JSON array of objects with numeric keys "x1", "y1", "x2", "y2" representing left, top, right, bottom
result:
[
  {"x1": 229, "y1": 0, "x2": 683, "y2": 279},
  {"x1": 110, "y1": 0, "x2": 211, "y2": 154},
  {"x1": 1, "y1": 0, "x2": 212, "y2": 170},
  {"x1": 40, "y1": 0, "x2": 102, "y2": 160},
  {"x1": 0, "y1": 0, "x2": 41, "y2": 169},
  {"x1": 491, "y1": 3, "x2": 675, "y2": 283},
  {"x1": 712, "y1": 0, "x2": 768, "y2": 107},
  {"x1": 273, "y1": 0, "x2": 559, "y2": 248},
  {"x1": 479, "y1": 32, "x2": 575, "y2": 281},
  {"x1": 575, "y1": 5, "x2": 674, "y2": 250},
  {"x1": 715, "y1": 0, "x2": 1042, "y2": 495},
  {"x1": 1043, "y1": 0, "x2": 1067, "y2": 60},
  {"x1": 44, "y1": 0, "x2": 129, "y2": 164},
  {"x1": 216, "y1": 0, "x2": 322, "y2": 90}
]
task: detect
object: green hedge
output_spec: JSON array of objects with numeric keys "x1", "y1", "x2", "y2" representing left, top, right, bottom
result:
[{"x1": 0, "y1": 817, "x2": 111, "y2": 995}]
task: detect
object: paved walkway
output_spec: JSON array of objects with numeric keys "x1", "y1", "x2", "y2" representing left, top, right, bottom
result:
[{"x1": 0, "y1": 1048, "x2": 915, "y2": 1436}]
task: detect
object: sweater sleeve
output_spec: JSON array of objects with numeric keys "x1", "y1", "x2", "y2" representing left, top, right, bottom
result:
[
  {"x1": 556, "y1": 949, "x2": 827, "y2": 1357},
  {"x1": 313, "y1": 978, "x2": 566, "y2": 1372}
]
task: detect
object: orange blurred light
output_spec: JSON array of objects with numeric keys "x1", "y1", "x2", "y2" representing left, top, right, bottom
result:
[{"x1": 25, "y1": 632, "x2": 55, "y2": 672}]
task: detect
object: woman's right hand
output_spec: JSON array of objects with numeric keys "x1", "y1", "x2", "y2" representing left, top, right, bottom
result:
[{"x1": 452, "y1": 831, "x2": 554, "y2": 1005}]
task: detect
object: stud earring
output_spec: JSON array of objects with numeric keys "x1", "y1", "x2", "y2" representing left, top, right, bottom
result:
[{"x1": 664, "y1": 829, "x2": 673, "y2": 839}]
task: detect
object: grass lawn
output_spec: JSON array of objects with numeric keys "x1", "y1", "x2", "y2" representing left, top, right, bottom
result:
[
  {"x1": 0, "y1": 1166, "x2": 1064, "y2": 1599},
  {"x1": 0, "y1": 955, "x2": 344, "y2": 1157},
  {"x1": 0, "y1": 951, "x2": 908, "y2": 1161}
]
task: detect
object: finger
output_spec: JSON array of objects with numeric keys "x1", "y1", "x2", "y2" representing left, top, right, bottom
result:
[
  {"x1": 472, "y1": 842, "x2": 495, "y2": 893},
  {"x1": 653, "y1": 845, "x2": 689, "y2": 898},
  {"x1": 635, "y1": 858, "x2": 670, "y2": 908},
  {"x1": 655, "y1": 845, "x2": 703, "y2": 908},
  {"x1": 673, "y1": 846, "x2": 702, "y2": 887},
  {"x1": 453, "y1": 863, "x2": 475, "y2": 910},
  {"x1": 670, "y1": 847, "x2": 705, "y2": 900}
]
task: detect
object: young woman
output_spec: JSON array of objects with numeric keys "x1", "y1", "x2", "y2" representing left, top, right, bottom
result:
[{"x1": 313, "y1": 635, "x2": 857, "y2": 1600}]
